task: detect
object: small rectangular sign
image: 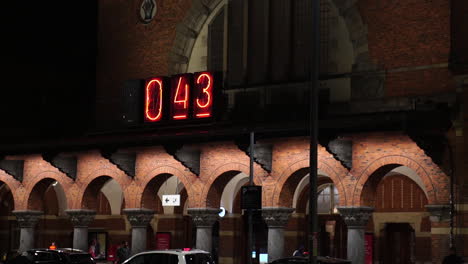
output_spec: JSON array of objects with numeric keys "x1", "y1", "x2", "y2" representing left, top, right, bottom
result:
[
  {"x1": 241, "y1": 185, "x2": 262, "y2": 209},
  {"x1": 155, "y1": 232, "x2": 171, "y2": 250},
  {"x1": 162, "y1": 195, "x2": 180, "y2": 206}
]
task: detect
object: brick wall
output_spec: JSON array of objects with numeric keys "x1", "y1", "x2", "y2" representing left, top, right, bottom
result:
[
  {"x1": 96, "y1": 0, "x2": 191, "y2": 128},
  {"x1": 358, "y1": 0, "x2": 455, "y2": 96}
]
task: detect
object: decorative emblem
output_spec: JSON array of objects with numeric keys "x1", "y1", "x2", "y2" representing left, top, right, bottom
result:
[{"x1": 139, "y1": 0, "x2": 157, "y2": 24}]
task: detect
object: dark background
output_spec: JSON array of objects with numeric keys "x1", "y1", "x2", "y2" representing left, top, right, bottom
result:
[{"x1": 1, "y1": 1, "x2": 97, "y2": 143}]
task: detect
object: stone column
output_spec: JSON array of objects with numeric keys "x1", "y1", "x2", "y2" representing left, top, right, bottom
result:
[
  {"x1": 262, "y1": 207, "x2": 295, "y2": 263},
  {"x1": 337, "y1": 206, "x2": 374, "y2": 264},
  {"x1": 187, "y1": 208, "x2": 221, "y2": 252},
  {"x1": 65, "y1": 209, "x2": 96, "y2": 251},
  {"x1": 123, "y1": 208, "x2": 155, "y2": 255},
  {"x1": 426, "y1": 204, "x2": 451, "y2": 264},
  {"x1": 12, "y1": 210, "x2": 43, "y2": 252}
]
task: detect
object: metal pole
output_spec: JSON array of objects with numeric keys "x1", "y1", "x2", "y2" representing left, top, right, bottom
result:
[
  {"x1": 250, "y1": 131, "x2": 254, "y2": 185},
  {"x1": 446, "y1": 137, "x2": 455, "y2": 247},
  {"x1": 309, "y1": 0, "x2": 320, "y2": 263},
  {"x1": 248, "y1": 131, "x2": 255, "y2": 264}
]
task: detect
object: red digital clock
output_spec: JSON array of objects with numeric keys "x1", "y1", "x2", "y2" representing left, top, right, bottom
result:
[{"x1": 143, "y1": 71, "x2": 215, "y2": 123}]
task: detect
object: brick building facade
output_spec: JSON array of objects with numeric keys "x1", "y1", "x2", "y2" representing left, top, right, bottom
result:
[{"x1": 0, "y1": 0, "x2": 467, "y2": 264}]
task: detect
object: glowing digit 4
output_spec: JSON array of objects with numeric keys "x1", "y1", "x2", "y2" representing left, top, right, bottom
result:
[{"x1": 174, "y1": 76, "x2": 189, "y2": 109}]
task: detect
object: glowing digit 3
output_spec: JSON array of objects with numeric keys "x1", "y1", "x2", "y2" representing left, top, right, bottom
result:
[{"x1": 196, "y1": 73, "x2": 212, "y2": 108}]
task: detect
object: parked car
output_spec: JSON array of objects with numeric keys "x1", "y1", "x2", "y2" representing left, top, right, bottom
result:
[
  {"x1": 269, "y1": 256, "x2": 351, "y2": 264},
  {"x1": 122, "y1": 249, "x2": 214, "y2": 264},
  {"x1": 7, "y1": 249, "x2": 95, "y2": 264}
]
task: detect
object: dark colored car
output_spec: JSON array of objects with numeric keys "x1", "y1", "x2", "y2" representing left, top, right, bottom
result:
[
  {"x1": 7, "y1": 249, "x2": 95, "y2": 264},
  {"x1": 269, "y1": 256, "x2": 351, "y2": 264}
]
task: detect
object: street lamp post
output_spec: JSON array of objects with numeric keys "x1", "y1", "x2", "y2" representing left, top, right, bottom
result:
[{"x1": 309, "y1": 0, "x2": 320, "y2": 263}]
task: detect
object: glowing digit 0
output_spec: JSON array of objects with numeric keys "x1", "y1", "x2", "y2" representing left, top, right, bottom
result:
[{"x1": 145, "y1": 78, "x2": 163, "y2": 122}]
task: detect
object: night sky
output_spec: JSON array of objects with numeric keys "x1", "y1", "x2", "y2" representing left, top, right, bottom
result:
[{"x1": 1, "y1": 1, "x2": 97, "y2": 143}]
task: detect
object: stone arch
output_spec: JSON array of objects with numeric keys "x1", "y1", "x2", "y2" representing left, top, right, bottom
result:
[
  {"x1": 136, "y1": 166, "x2": 194, "y2": 209},
  {"x1": 168, "y1": 0, "x2": 374, "y2": 78},
  {"x1": 23, "y1": 171, "x2": 72, "y2": 212},
  {"x1": 272, "y1": 157, "x2": 348, "y2": 207},
  {"x1": 352, "y1": 155, "x2": 447, "y2": 205},
  {"x1": 27, "y1": 178, "x2": 64, "y2": 215},
  {"x1": 0, "y1": 173, "x2": 21, "y2": 210},
  {"x1": 200, "y1": 163, "x2": 263, "y2": 208},
  {"x1": 76, "y1": 167, "x2": 131, "y2": 209},
  {"x1": 80, "y1": 176, "x2": 121, "y2": 213}
]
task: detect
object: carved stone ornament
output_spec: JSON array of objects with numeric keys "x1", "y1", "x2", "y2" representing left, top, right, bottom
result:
[
  {"x1": 139, "y1": 0, "x2": 157, "y2": 24},
  {"x1": 123, "y1": 208, "x2": 155, "y2": 227},
  {"x1": 425, "y1": 204, "x2": 451, "y2": 223},
  {"x1": 65, "y1": 209, "x2": 96, "y2": 227},
  {"x1": 337, "y1": 206, "x2": 374, "y2": 229},
  {"x1": 187, "y1": 208, "x2": 221, "y2": 228},
  {"x1": 12, "y1": 210, "x2": 43, "y2": 228},
  {"x1": 261, "y1": 207, "x2": 295, "y2": 228}
]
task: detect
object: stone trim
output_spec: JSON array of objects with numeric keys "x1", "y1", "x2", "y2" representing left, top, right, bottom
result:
[
  {"x1": 12, "y1": 210, "x2": 43, "y2": 228},
  {"x1": 187, "y1": 208, "x2": 221, "y2": 227},
  {"x1": 123, "y1": 208, "x2": 156, "y2": 227},
  {"x1": 337, "y1": 206, "x2": 374, "y2": 229},
  {"x1": 261, "y1": 207, "x2": 294, "y2": 228},
  {"x1": 65, "y1": 209, "x2": 96, "y2": 227}
]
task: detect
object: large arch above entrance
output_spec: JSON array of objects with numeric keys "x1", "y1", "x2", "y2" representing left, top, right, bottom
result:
[{"x1": 168, "y1": 0, "x2": 375, "y2": 84}]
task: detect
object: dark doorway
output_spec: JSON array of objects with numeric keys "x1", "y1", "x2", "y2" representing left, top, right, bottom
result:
[{"x1": 382, "y1": 223, "x2": 414, "y2": 264}]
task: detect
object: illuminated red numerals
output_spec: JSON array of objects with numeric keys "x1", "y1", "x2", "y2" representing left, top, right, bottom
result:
[
  {"x1": 170, "y1": 74, "x2": 191, "y2": 120},
  {"x1": 144, "y1": 77, "x2": 164, "y2": 122},
  {"x1": 193, "y1": 72, "x2": 214, "y2": 118}
]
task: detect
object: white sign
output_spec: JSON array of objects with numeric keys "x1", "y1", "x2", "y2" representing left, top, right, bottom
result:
[{"x1": 162, "y1": 195, "x2": 180, "y2": 206}]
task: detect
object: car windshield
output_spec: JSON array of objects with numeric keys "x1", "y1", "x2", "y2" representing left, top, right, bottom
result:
[{"x1": 184, "y1": 253, "x2": 214, "y2": 264}]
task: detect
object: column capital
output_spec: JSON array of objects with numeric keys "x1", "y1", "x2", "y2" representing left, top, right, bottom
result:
[
  {"x1": 425, "y1": 204, "x2": 451, "y2": 223},
  {"x1": 262, "y1": 207, "x2": 294, "y2": 228},
  {"x1": 337, "y1": 206, "x2": 374, "y2": 229},
  {"x1": 65, "y1": 209, "x2": 96, "y2": 227},
  {"x1": 123, "y1": 208, "x2": 155, "y2": 227},
  {"x1": 12, "y1": 210, "x2": 43, "y2": 228},
  {"x1": 188, "y1": 208, "x2": 221, "y2": 228}
]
